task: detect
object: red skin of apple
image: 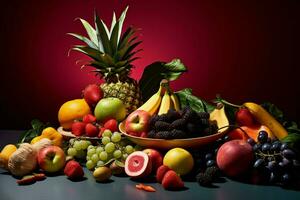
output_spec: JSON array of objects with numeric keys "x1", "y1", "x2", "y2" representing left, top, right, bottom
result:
[
  {"x1": 125, "y1": 110, "x2": 151, "y2": 137},
  {"x1": 82, "y1": 84, "x2": 103, "y2": 106},
  {"x1": 236, "y1": 108, "x2": 256, "y2": 126},
  {"x1": 143, "y1": 149, "x2": 163, "y2": 172},
  {"x1": 38, "y1": 146, "x2": 66, "y2": 173},
  {"x1": 216, "y1": 140, "x2": 254, "y2": 177}
]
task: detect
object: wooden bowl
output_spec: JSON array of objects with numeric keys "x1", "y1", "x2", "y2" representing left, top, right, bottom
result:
[{"x1": 118, "y1": 122, "x2": 228, "y2": 150}]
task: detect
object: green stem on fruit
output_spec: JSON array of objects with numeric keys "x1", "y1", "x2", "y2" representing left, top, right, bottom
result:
[{"x1": 215, "y1": 94, "x2": 242, "y2": 108}]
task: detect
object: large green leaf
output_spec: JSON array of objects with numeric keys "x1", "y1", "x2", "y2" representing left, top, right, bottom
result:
[
  {"x1": 67, "y1": 33, "x2": 98, "y2": 50},
  {"x1": 72, "y1": 45, "x2": 102, "y2": 61},
  {"x1": 175, "y1": 88, "x2": 215, "y2": 113},
  {"x1": 117, "y1": 6, "x2": 129, "y2": 44},
  {"x1": 95, "y1": 12, "x2": 112, "y2": 55},
  {"x1": 118, "y1": 27, "x2": 135, "y2": 51},
  {"x1": 110, "y1": 12, "x2": 117, "y2": 36},
  {"x1": 78, "y1": 18, "x2": 98, "y2": 47},
  {"x1": 110, "y1": 20, "x2": 120, "y2": 54},
  {"x1": 139, "y1": 59, "x2": 187, "y2": 102}
]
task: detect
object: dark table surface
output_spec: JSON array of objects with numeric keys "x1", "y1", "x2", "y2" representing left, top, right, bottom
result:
[{"x1": 1, "y1": 130, "x2": 300, "y2": 200}]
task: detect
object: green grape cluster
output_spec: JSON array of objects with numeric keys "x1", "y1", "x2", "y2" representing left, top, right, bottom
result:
[
  {"x1": 85, "y1": 130, "x2": 135, "y2": 170},
  {"x1": 67, "y1": 138, "x2": 91, "y2": 159}
]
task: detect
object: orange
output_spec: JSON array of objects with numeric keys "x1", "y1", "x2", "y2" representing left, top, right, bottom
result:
[{"x1": 58, "y1": 99, "x2": 91, "y2": 130}]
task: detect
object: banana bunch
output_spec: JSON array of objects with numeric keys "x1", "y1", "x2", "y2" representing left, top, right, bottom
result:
[{"x1": 137, "y1": 80, "x2": 180, "y2": 116}]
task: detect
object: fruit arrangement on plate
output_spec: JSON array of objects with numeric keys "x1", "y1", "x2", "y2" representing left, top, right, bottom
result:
[{"x1": 0, "y1": 6, "x2": 299, "y2": 191}]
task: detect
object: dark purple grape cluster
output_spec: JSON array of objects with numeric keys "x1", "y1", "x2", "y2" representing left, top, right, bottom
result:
[
  {"x1": 248, "y1": 131, "x2": 300, "y2": 185},
  {"x1": 147, "y1": 107, "x2": 218, "y2": 139}
]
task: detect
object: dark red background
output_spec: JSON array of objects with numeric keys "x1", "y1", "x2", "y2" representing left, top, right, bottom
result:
[{"x1": 0, "y1": 0, "x2": 299, "y2": 130}]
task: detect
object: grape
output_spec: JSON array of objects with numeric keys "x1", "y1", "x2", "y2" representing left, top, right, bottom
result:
[
  {"x1": 206, "y1": 160, "x2": 215, "y2": 167},
  {"x1": 111, "y1": 132, "x2": 122, "y2": 143},
  {"x1": 125, "y1": 145, "x2": 134, "y2": 154},
  {"x1": 86, "y1": 156, "x2": 91, "y2": 161},
  {"x1": 267, "y1": 161, "x2": 277, "y2": 171},
  {"x1": 122, "y1": 153, "x2": 128, "y2": 160},
  {"x1": 261, "y1": 143, "x2": 271, "y2": 152},
  {"x1": 223, "y1": 135, "x2": 229, "y2": 142},
  {"x1": 76, "y1": 150, "x2": 86, "y2": 158},
  {"x1": 102, "y1": 137, "x2": 110, "y2": 145},
  {"x1": 205, "y1": 153, "x2": 213, "y2": 161},
  {"x1": 254, "y1": 159, "x2": 264, "y2": 168},
  {"x1": 87, "y1": 145, "x2": 95, "y2": 151},
  {"x1": 96, "y1": 146, "x2": 104, "y2": 154},
  {"x1": 270, "y1": 142, "x2": 280, "y2": 151},
  {"x1": 247, "y1": 138, "x2": 256, "y2": 146},
  {"x1": 99, "y1": 151, "x2": 108, "y2": 161},
  {"x1": 113, "y1": 150, "x2": 122, "y2": 159},
  {"x1": 97, "y1": 160, "x2": 105, "y2": 167},
  {"x1": 253, "y1": 143, "x2": 262, "y2": 151},
  {"x1": 105, "y1": 142, "x2": 115, "y2": 153},
  {"x1": 282, "y1": 149, "x2": 296, "y2": 159},
  {"x1": 279, "y1": 158, "x2": 291, "y2": 168},
  {"x1": 269, "y1": 172, "x2": 277, "y2": 183},
  {"x1": 86, "y1": 160, "x2": 95, "y2": 170},
  {"x1": 91, "y1": 154, "x2": 99, "y2": 163},
  {"x1": 73, "y1": 141, "x2": 81, "y2": 151},
  {"x1": 80, "y1": 140, "x2": 89, "y2": 150},
  {"x1": 102, "y1": 129, "x2": 112, "y2": 137},
  {"x1": 69, "y1": 138, "x2": 75, "y2": 145},
  {"x1": 282, "y1": 173, "x2": 291, "y2": 184},
  {"x1": 293, "y1": 159, "x2": 300, "y2": 168},
  {"x1": 280, "y1": 143, "x2": 288, "y2": 151},
  {"x1": 67, "y1": 148, "x2": 77, "y2": 157},
  {"x1": 257, "y1": 131, "x2": 268, "y2": 143},
  {"x1": 87, "y1": 148, "x2": 96, "y2": 156}
]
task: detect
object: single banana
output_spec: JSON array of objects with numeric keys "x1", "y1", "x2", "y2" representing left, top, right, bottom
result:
[
  {"x1": 137, "y1": 85, "x2": 163, "y2": 115},
  {"x1": 243, "y1": 102, "x2": 288, "y2": 139},
  {"x1": 170, "y1": 93, "x2": 180, "y2": 111},
  {"x1": 158, "y1": 90, "x2": 172, "y2": 115}
]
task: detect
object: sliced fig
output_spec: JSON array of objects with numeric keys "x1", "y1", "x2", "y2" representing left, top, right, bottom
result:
[{"x1": 125, "y1": 151, "x2": 152, "y2": 178}]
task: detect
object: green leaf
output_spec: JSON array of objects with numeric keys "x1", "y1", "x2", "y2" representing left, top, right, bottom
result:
[
  {"x1": 67, "y1": 33, "x2": 98, "y2": 50},
  {"x1": 94, "y1": 11, "x2": 112, "y2": 55},
  {"x1": 19, "y1": 119, "x2": 51, "y2": 144},
  {"x1": 282, "y1": 133, "x2": 300, "y2": 157},
  {"x1": 110, "y1": 12, "x2": 117, "y2": 36},
  {"x1": 117, "y1": 6, "x2": 129, "y2": 44},
  {"x1": 109, "y1": 20, "x2": 120, "y2": 54},
  {"x1": 118, "y1": 27, "x2": 136, "y2": 50},
  {"x1": 175, "y1": 88, "x2": 215, "y2": 113},
  {"x1": 139, "y1": 59, "x2": 187, "y2": 102},
  {"x1": 78, "y1": 18, "x2": 98, "y2": 46},
  {"x1": 214, "y1": 96, "x2": 239, "y2": 124},
  {"x1": 72, "y1": 45, "x2": 103, "y2": 61}
]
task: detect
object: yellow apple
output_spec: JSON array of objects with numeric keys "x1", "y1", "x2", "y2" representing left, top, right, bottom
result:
[{"x1": 163, "y1": 148, "x2": 194, "y2": 175}]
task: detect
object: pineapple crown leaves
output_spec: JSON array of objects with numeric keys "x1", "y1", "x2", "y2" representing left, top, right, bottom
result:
[{"x1": 68, "y1": 6, "x2": 142, "y2": 79}]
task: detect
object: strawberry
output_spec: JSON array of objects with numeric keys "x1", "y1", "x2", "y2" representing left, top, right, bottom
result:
[
  {"x1": 82, "y1": 114, "x2": 97, "y2": 123},
  {"x1": 71, "y1": 121, "x2": 86, "y2": 136},
  {"x1": 103, "y1": 119, "x2": 118, "y2": 132},
  {"x1": 98, "y1": 127, "x2": 106, "y2": 138},
  {"x1": 161, "y1": 170, "x2": 184, "y2": 190},
  {"x1": 85, "y1": 123, "x2": 99, "y2": 137},
  {"x1": 82, "y1": 84, "x2": 103, "y2": 106},
  {"x1": 64, "y1": 160, "x2": 84, "y2": 180},
  {"x1": 156, "y1": 165, "x2": 170, "y2": 183},
  {"x1": 236, "y1": 108, "x2": 256, "y2": 126}
]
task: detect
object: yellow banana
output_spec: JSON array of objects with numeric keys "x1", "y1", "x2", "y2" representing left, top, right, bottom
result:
[
  {"x1": 137, "y1": 85, "x2": 163, "y2": 115},
  {"x1": 243, "y1": 102, "x2": 288, "y2": 139},
  {"x1": 170, "y1": 93, "x2": 180, "y2": 111},
  {"x1": 158, "y1": 90, "x2": 172, "y2": 115}
]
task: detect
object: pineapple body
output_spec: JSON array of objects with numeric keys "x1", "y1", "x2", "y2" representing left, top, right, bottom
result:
[{"x1": 101, "y1": 78, "x2": 141, "y2": 114}]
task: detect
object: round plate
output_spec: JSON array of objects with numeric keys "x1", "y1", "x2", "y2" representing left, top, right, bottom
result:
[
  {"x1": 57, "y1": 127, "x2": 100, "y2": 140},
  {"x1": 118, "y1": 122, "x2": 228, "y2": 150}
]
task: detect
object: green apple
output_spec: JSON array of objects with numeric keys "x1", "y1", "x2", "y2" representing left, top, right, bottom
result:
[
  {"x1": 94, "y1": 98, "x2": 126, "y2": 122},
  {"x1": 163, "y1": 148, "x2": 194, "y2": 175}
]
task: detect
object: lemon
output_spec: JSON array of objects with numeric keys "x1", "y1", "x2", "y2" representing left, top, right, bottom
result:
[{"x1": 58, "y1": 99, "x2": 91, "y2": 130}]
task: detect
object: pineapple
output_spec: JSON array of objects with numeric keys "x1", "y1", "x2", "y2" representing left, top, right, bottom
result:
[{"x1": 68, "y1": 6, "x2": 142, "y2": 113}]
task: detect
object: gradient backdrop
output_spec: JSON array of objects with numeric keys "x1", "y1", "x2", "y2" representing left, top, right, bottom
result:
[{"x1": 0, "y1": 0, "x2": 299, "y2": 130}]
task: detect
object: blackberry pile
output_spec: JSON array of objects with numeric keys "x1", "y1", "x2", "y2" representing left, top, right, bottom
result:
[{"x1": 147, "y1": 107, "x2": 218, "y2": 139}]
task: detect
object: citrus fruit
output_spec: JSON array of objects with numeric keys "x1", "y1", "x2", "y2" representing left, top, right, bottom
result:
[{"x1": 58, "y1": 99, "x2": 91, "y2": 129}]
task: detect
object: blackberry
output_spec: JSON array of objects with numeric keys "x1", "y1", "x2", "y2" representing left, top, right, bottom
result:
[
  {"x1": 198, "y1": 112, "x2": 210, "y2": 119},
  {"x1": 147, "y1": 130, "x2": 156, "y2": 138},
  {"x1": 170, "y1": 129, "x2": 187, "y2": 139},
  {"x1": 155, "y1": 131, "x2": 171, "y2": 139},
  {"x1": 204, "y1": 124, "x2": 218, "y2": 135},
  {"x1": 186, "y1": 123, "x2": 198, "y2": 135},
  {"x1": 200, "y1": 119, "x2": 209, "y2": 126},
  {"x1": 196, "y1": 172, "x2": 213, "y2": 186},
  {"x1": 166, "y1": 108, "x2": 181, "y2": 121},
  {"x1": 183, "y1": 107, "x2": 200, "y2": 123},
  {"x1": 170, "y1": 118, "x2": 186, "y2": 130},
  {"x1": 154, "y1": 121, "x2": 171, "y2": 131},
  {"x1": 149, "y1": 115, "x2": 160, "y2": 129},
  {"x1": 205, "y1": 166, "x2": 220, "y2": 179},
  {"x1": 157, "y1": 114, "x2": 169, "y2": 122}
]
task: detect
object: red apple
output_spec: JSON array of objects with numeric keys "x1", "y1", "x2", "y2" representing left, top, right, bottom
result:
[
  {"x1": 38, "y1": 146, "x2": 66, "y2": 173},
  {"x1": 216, "y1": 140, "x2": 254, "y2": 177},
  {"x1": 143, "y1": 148, "x2": 163, "y2": 171},
  {"x1": 125, "y1": 110, "x2": 151, "y2": 137}
]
